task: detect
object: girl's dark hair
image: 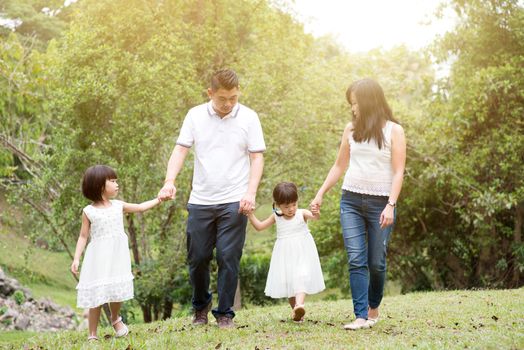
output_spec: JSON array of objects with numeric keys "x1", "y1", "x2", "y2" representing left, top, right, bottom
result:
[
  {"x1": 273, "y1": 182, "x2": 298, "y2": 205},
  {"x1": 82, "y1": 165, "x2": 117, "y2": 202},
  {"x1": 346, "y1": 78, "x2": 398, "y2": 149}
]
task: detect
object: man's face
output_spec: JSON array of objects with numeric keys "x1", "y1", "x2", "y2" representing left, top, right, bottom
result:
[{"x1": 207, "y1": 87, "x2": 240, "y2": 117}]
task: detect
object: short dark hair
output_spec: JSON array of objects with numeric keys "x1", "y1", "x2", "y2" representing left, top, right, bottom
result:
[
  {"x1": 272, "y1": 182, "x2": 298, "y2": 205},
  {"x1": 210, "y1": 69, "x2": 239, "y2": 91},
  {"x1": 81, "y1": 165, "x2": 117, "y2": 202}
]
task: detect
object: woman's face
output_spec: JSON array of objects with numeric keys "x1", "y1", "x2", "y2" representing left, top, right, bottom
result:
[{"x1": 350, "y1": 91, "x2": 360, "y2": 119}]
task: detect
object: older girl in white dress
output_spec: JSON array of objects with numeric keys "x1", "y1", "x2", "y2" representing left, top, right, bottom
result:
[
  {"x1": 71, "y1": 165, "x2": 162, "y2": 341},
  {"x1": 248, "y1": 182, "x2": 325, "y2": 322}
]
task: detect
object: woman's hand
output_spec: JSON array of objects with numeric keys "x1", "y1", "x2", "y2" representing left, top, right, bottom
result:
[
  {"x1": 310, "y1": 195, "x2": 323, "y2": 216},
  {"x1": 380, "y1": 205, "x2": 395, "y2": 229}
]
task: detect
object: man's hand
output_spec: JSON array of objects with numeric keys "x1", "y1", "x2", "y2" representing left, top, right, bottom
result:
[
  {"x1": 239, "y1": 193, "x2": 256, "y2": 214},
  {"x1": 158, "y1": 182, "x2": 176, "y2": 201}
]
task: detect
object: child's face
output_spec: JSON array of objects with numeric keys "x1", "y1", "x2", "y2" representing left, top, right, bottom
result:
[
  {"x1": 102, "y1": 178, "x2": 119, "y2": 199},
  {"x1": 278, "y1": 201, "x2": 298, "y2": 218}
]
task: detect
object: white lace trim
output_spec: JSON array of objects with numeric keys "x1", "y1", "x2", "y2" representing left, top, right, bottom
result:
[
  {"x1": 77, "y1": 279, "x2": 134, "y2": 308},
  {"x1": 342, "y1": 184, "x2": 390, "y2": 196},
  {"x1": 77, "y1": 275, "x2": 134, "y2": 289}
]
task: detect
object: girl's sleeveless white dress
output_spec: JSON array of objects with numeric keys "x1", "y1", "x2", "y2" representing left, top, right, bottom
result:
[
  {"x1": 264, "y1": 209, "x2": 325, "y2": 298},
  {"x1": 76, "y1": 200, "x2": 134, "y2": 308}
]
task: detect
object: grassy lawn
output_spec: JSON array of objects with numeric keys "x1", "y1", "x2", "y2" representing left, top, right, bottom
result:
[
  {"x1": 4, "y1": 288, "x2": 522, "y2": 350},
  {"x1": 0, "y1": 231, "x2": 77, "y2": 308}
]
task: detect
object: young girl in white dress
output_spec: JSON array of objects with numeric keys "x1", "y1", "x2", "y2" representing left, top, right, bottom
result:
[
  {"x1": 71, "y1": 165, "x2": 162, "y2": 341},
  {"x1": 248, "y1": 182, "x2": 325, "y2": 322}
]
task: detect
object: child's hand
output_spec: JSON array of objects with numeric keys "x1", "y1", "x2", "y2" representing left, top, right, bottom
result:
[
  {"x1": 310, "y1": 197, "x2": 321, "y2": 215},
  {"x1": 71, "y1": 259, "x2": 80, "y2": 275}
]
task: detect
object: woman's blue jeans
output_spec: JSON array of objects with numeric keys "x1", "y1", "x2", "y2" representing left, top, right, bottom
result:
[{"x1": 340, "y1": 190, "x2": 394, "y2": 319}]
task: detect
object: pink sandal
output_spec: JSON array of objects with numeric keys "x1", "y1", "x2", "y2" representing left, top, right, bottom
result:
[{"x1": 112, "y1": 316, "x2": 129, "y2": 337}]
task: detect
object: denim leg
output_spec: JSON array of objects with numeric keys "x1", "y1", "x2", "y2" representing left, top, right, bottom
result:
[
  {"x1": 340, "y1": 192, "x2": 369, "y2": 319},
  {"x1": 212, "y1": 202, "x2": 247, "y2": 319},
  {"x1": 365, "y1": 196, "x2": 394, "y2": 309},
  {"x1": 186, "y1": 204, "x2": 215, "y2": 311}
]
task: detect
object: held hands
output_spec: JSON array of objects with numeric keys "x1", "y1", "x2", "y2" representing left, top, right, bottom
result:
[
  {"x1": 309, "y1": 195, "x2": 322, "y2": 216},
  {"x1": 380, "y1": 205, "x2": 394, "y2": 229},
  {"x1": 158, "y1": 182, "x2": 176, "y2": 201},
  {"x1": 239, "y1": 193, "x2": 256, "y2": 215},
  {"x1": 71, "y1": 259, "x2": 80, "y2": 275}
]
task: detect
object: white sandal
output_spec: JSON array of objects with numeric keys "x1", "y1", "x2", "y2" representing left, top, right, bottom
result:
[
  {"x1": 87, "y1": 335, "x2": 98, "y2": 341},
  {"x1": 112, "y1": 316, "x2": 129, "y2": 337},
  {"x1": 367, "y1": 316, "x2": 379, "y2": 327},
  {"x1": 343, "y1": 318, "x2": 370, "y2": 330}
]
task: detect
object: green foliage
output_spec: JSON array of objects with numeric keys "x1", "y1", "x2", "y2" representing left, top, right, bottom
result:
[
  {"x1": 0, "y1": 0, "x2": 71, "y2": 44},
  {"x1": 389, "y1": 0, "x2": 524, "y2": 291},
  {"x1": 239, "y1": 254, "x2": 276, "y2": 306},
  {"x1": 12, "y1": 290, "x2": 25, "y2": 305}
]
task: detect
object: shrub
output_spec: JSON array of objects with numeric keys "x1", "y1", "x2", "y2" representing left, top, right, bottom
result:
[{"x1": 13, "y1": 290, "x2": 25, "y2": 305}]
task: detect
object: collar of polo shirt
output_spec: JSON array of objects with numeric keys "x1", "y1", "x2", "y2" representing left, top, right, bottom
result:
[{"x1": 207, "y1": 101, "x2": 240, "y2": 120}]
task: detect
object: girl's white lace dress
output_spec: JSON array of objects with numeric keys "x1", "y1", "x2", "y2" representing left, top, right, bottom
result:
[
  {"x1": 264, "y1": 209, "x2": 325, "y2": 298},
  {"x1": 76, "y1": 200, "x2": 134, "y2": 308}
]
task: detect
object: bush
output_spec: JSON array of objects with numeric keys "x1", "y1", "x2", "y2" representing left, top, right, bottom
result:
[
  {"x1": 13, "y1": 290, "x2": 25, "y2": 305},
  {"x1": 239, "y1": 254, "x2": 277, "y2": 306}
]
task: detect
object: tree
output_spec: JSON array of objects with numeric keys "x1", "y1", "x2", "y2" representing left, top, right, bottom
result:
[{"x1": 390, "y1": 0, "x2": 524, "y2": 290}]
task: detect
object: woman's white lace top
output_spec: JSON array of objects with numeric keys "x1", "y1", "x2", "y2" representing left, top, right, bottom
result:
[{"x1": 342, "y1": 121, "x2": 394, "y2": 196}]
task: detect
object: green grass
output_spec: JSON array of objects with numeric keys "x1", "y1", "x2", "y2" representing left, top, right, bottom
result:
[
  {"x1": 3, "y1": 288, "x2": 522, "y2": 350},
  {"x1": 0, "y1": 231, "x2": 77, "y2": 308}
]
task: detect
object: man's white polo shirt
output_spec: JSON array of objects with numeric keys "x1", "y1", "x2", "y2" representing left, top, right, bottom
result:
[{"x1": 176, "y1": 102, "x2": 266, "y2": 205}]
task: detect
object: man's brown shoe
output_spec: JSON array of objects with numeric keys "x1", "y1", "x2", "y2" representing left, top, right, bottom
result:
[
  {"x1": 192, "y1": 302, "x2": 212, "y2": 325},
  {"x1": 216, "y1": 316, "x2": 235, "y2": 329}
]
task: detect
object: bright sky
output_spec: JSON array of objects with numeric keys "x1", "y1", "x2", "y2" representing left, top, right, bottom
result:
[{"x1": 288, "y1": 0, "x2": 456, "y2": 52}]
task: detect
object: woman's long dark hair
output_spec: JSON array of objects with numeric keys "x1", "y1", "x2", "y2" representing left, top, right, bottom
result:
[{"x1": 346, "y1": 78, "x2": 398, "y2": 149}]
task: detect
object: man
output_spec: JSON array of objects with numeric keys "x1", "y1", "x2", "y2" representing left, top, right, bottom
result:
[{"x1": 158, "y1": 69, "x2": 265, "y2": 329}]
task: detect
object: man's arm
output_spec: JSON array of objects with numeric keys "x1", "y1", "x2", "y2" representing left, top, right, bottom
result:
[
  {"x1": 239, "y1": 152, "x2": 264, "y2": 214},
  {"x1": 158, "y1": 144, "x2": 190, "y2": 200}
]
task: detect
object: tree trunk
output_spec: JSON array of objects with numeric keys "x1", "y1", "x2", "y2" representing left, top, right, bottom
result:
[
  {"x1": 163, "y1": 298, "x2": 173, "y2": 320},
  {"x1": 512, "y1": 203, "x2": 523, "y2": 287},
  {"x1": 126, "y1": 216, "x2": 141, "y2": 265},
  {"x1": 141, "y1": 304, "x2": 152, "y2": 323}
]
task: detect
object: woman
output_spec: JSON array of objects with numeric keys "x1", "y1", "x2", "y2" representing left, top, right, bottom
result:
[{"x1": 310, "y1": 78, "x2": 406, "y2": 330}]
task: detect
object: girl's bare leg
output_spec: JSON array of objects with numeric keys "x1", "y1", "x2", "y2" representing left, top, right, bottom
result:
[
  {"x1": 295, "y1": 293, "x2": 306, "y2": 306},
  {"x1": 109, "y1": 302, "x2": 124, "y2": 332},
  {"x1": 288, "y1": 297, "x2": 296, "y2": 309},
  {"x1": 88, "y1": 306, "x2": 102, "y2": 337}
]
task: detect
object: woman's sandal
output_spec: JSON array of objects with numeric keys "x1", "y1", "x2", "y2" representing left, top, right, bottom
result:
[
  {"x1": 87, "y1": 335, "x2": 99, "y2": 341},
  {"x1": 366, "y1": 316, "x2": 379, "y2": 327},
  {"x1": 292, "y1": 304, "x2": 305, "y2": 322},
  {"x1": 343, "y1": 318, "x2": 371, "y2": 330},
  {"x1": 367, "y1": 306, "x2": 379, "y2": 327},
  {"x1": 112, "y1": 316, "x2": 129, "y2": 337}
]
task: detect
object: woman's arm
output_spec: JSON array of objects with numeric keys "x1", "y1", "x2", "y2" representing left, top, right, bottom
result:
[
  {"x1": 71, "y1": 213, "x2": 90, "y2": 275},
  {"x1": 123, "y1": 198, "x2": 161, "y2": 214},
  {"x1": 380, "y1": 123, "x2": 406, "y2": 228},
  {"x1": 310, "y1": 123, "x2": 352, "y2": 211},
  {"x1": 248, "y1": 212, "x2": 276, "y2": 231}
]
